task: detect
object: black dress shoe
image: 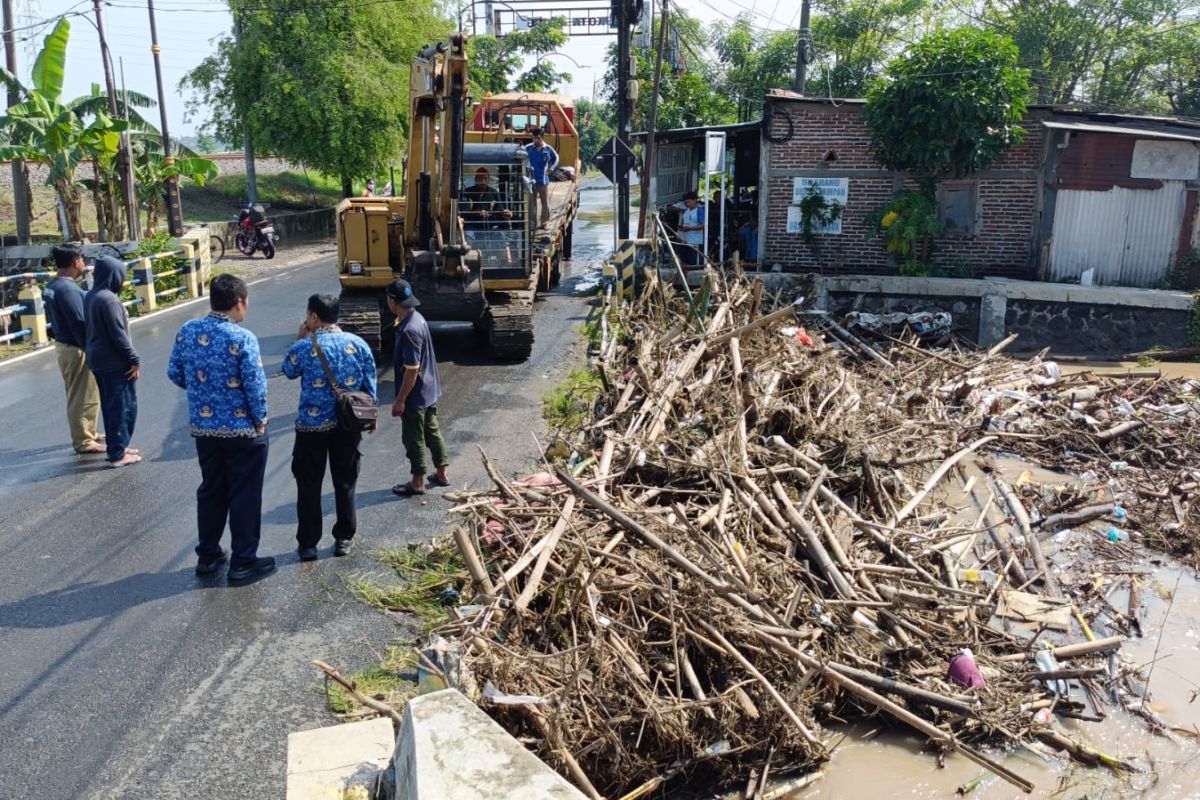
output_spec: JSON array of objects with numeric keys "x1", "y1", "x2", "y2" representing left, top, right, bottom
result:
[
  {"x1": 196, "y1": 550, "x2": 228, "y2": 576},
  {"x1": 298, "y1": 546, "x2": 319, "y2": 562},
  {"x1": 227, "y1": 556, "x2": 276, "y2": 585},
  {"x1": 334, "y1": 539, "x2": 353, "y2": 557}
]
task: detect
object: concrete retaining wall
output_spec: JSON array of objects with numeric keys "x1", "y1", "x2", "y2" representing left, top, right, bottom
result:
[
  {"x1": 659, "y1": 269, "x2": 1195, "y2": 356},
  {"x1": 206, "y1": 207, "x2": 335, "y2": 247}
]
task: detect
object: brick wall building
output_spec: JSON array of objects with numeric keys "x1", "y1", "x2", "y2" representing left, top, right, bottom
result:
[{"x1": 758, "y1": 94, "x2": 1051, "y2": 278}]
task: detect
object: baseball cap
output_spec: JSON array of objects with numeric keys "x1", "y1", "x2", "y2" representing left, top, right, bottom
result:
[{"x1": 386, "y1": 278, "x2": 420, "y2": 308}]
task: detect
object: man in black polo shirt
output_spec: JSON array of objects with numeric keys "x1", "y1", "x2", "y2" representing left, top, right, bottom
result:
[{"x1": 43, "y1": 243, "x2": 104, "y2": 455}]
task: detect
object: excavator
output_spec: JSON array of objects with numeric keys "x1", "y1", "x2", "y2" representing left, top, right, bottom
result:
[{"x1": 334, "y1": 32, "x2": 580, "y2": 360}]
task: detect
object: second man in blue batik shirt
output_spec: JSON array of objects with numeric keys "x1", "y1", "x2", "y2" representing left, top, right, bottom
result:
[{"x1": 283, "y1": 293, "x2": 377, "y2": 561}]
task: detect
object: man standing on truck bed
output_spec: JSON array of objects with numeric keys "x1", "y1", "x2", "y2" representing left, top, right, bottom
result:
[{"x1": 525, "y1": 127, "x2": 558, "y2": 227}]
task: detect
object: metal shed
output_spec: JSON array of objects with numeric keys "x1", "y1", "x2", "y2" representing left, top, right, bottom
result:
[{"x1": 1043, "y1": 117, "x2": 1200, "y2": 287}]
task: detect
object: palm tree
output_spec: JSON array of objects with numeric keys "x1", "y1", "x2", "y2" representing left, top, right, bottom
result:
[
  {"x1": 0, "y1": 19, "x2": 130, "y2": 240},
  {"x1": 130, "y1": 134, "x2": 217, "y2": 235}
]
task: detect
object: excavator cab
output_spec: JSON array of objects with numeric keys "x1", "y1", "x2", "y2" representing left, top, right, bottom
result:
[{"x1": 460, "y1": 144, "x2": 531, "y2": 283}]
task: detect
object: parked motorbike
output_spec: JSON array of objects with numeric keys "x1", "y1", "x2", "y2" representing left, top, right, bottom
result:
[{"x1": 235, "y1": 203, "x2": 277, "y2": 259}]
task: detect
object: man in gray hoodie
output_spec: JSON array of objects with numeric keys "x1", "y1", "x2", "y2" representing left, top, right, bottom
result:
[{"x1": 85, "y1": 256, "x2": 141, "y2": 467}]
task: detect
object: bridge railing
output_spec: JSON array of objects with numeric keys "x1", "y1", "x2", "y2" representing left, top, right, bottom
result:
[{"x1": 0, "y1": 243, "x2": 200, "y2": 350}]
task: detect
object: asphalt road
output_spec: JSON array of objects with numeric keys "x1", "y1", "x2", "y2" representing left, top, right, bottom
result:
[{"x1": 0, "y1": 206, "x2": 606, "y2": 798}]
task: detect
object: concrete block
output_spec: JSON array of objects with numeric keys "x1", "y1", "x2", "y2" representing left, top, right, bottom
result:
[
  {"x1": 389, "y1": 689, "x2": 587, "y2": 800},
  {"x1": 978, "y1": 293, "x2": 1008, "y2": 347},
  {"x1": 287, "y1": 717, "x2": 394, "y2": 800}
]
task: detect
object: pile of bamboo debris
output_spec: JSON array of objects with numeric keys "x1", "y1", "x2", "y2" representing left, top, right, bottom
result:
[{"x1": 437, "y1": 271, "x2": 1195, "y2": 798}]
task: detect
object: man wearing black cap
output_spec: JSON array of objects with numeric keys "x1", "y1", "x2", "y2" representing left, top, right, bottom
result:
[{"x1": 386, "y1": 279, "x2": 449, "y2": 496}]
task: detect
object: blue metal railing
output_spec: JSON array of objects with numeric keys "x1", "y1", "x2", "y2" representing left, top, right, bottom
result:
[{"x1": 2, "y1": 244, "x2": 196, "y2": 348}]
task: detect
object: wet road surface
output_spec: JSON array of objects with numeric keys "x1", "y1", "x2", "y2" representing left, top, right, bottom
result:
[{"x1": 0, "y1": 207, "x2": 608, "y2": 798}]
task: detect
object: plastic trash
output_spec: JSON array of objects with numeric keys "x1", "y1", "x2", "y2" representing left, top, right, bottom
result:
[
  {"x1": 1033, "y1": 707, "x2": 1053, "y2": 725},
  {"x1": 956, "y1": 567, "x2": 998, "y2": 587},
  {"x1": 1107, "y1": 528, "x2": 1128, "y2": 543},
  {"x1": 1109, "y1": 460, "x2": 1130, "y2": 471},
  {"x1": 1034, "y1": 647, "x2": 1069, "y2": 695},
  {"x1": 440, "y1": 587, "x2": 461, "y2": 606},
  {"x1": 947, "y1": 648, "x2": 986, "y2": 688},
  {"x1": 1112, "y1": 505, "x2": 1127, "y2": 521}
]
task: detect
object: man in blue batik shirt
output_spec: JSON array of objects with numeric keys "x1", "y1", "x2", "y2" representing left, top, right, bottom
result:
[
  {"x1": 524, "y1": 127, "x2": 559, "y2": 227},
  {"x1": 283, "y1": 293, "x2": 377, "y2": 561},
  {"x1": 168, "y1": 274, "x2": 275, "y2": 585}
]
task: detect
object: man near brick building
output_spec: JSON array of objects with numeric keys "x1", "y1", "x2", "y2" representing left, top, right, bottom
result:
[{"x1": 43, "y1": 244, "x2": 103, "y2": 455}]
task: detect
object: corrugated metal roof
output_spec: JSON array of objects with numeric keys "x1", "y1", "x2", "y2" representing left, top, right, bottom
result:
[
  {"x1": 633, "y1": 120, "x2": 760, "y2": 143},
  {"x1": 1044, "y1": 119, "x2": 1200, "y2": 143}
]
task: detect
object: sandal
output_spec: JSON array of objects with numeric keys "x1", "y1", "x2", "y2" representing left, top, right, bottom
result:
[
  {"x1": 391, "y1": 482, "x2": 426, "y2": 496},
  {"x1": 77, "y1": 444, "x2": 107, "y2": 455},
  {"x1": 428, "y1": 475, "x2": 451, "y2": 488},
  {"x1": 109, "y1": 453, "x2": 143, "y2": 468}
]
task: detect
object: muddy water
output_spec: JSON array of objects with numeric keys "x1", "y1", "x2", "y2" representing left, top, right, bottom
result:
[
  {"x1": 1061, "y1": 359, "x2": 1200, "y2": 382},
  {"x1": 553, "y1": 177, "x2": 627, "y2": 298}
]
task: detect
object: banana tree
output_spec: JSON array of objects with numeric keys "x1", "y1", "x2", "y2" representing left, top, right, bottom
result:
[
  {"x1": 131, "y1": 135, "x2": 217, "y2": 234},
  {"x1": 0, "y1": 19, "x2": 128, "y2": 240}
]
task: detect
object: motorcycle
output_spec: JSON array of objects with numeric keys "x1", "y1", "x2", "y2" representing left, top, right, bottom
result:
[{"x1": 234, "y1": 203, "x2": 277, "y2": 259}]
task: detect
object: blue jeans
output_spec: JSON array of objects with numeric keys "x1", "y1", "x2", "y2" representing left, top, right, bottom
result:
[
  {"x1": 93, "y1": 369, "x2": 137, "y2": 462},
  {"x1": 196, "y1": 434, "x2": 269, "y2": 567}
]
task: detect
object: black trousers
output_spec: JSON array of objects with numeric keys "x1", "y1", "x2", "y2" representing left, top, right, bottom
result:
[
  {"x1": 195, "y1": 433, "x2": 269, "y2": 567},
  {"x1": 291, "y1": 428, "x2": 362, "y2": 548}
]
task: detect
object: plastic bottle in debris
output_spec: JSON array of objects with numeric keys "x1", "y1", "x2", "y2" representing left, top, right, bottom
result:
[
  {"x1": 1111, "y1": 505, "x2": 1127, "y2": 522},
  {"x1": 1034, "y1": 647, "x2": 1070, "y2": 695},
  {"x1": 956, "y1": 567, "x2": 998, "y2": 587},
  {"x1": 1107, "y1": 528, "x2": 1128, "y2": 543}
]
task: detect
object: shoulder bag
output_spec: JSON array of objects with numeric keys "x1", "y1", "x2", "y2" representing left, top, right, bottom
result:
[{"x1": 311, "y1": 332, "x2": 378, "y2": 433}]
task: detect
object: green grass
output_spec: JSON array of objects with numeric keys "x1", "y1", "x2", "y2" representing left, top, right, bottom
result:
[
  {"x1": 321, "y1": 646, "x2": 418, "y2": 715},
  {"x1": 543, "y1": 366, "x2": 603, "y2": 430},
  {"x1": 346, "y1": 545, "x2": 466, "y2": 630}
]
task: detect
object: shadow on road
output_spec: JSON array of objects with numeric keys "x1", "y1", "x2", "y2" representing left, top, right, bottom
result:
[{"x1": 0, "y1": 567, "x2": 208, "y2": 629}]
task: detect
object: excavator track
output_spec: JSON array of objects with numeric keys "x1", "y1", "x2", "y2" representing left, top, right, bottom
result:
[
  {"x1": 482, "y1": 291, "x2": 534, "y2": 360},
  {"x1": 338, "y1": 289, "x2": 389, "y2": 354}
]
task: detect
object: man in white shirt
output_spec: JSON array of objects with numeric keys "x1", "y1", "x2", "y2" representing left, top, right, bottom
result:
[{"x1": 673, "y1": 191, "x2": 705, "y2": 266}]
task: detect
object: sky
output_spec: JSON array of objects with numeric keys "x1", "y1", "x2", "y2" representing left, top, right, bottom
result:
[{"x1": 13, "y1": 0, "x2": 804, "y2": 140}]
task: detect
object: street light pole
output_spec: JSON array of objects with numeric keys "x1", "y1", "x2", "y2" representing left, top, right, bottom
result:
[
  {"x1": 147, "y1": 0, "x2": 184, "y2": 236},
  {"x1": 92, "y1": 0, "x2": 140, "y2": 239}
]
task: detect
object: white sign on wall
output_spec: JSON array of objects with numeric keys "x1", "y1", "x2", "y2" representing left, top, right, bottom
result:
[
  {"x1": 787, "y1": 176, "x2": 848, "y2": 235},
  {"x1": 1131, "y1": 140, "x2": 1200, "y2": 180}
]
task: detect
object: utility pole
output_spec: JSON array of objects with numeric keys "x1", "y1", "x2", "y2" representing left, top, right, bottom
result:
[
  {"x1": 93, "y1": 0, "x2": 140, "y2": 239},
  {"x1": 615, "y1": 0, "x2": 631, "y2": 240},
  {"x1": 636, "y1": 0, "x2": 667, "y2": 238},
  {"x1": 3, "y1": 0, "x2": 31, "y2": 244},
  {"x1": 793, "y1": 0, "x2": 811, "y2": 94},
  {"x1": 147, "y1": 0, "x2": 184, "y2": 236},
  {"x1": 232, "y1": 12, "x2": 257, "y2": 205}
]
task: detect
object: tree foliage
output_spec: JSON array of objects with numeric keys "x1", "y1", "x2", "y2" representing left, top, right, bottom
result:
[
  {"x1": 864, "y1": 27, "x2": 1030, "y2": 192},
  {"x1": 604, "y1": 10, "x2": 736, "y2": 131},
  {"x1": 575, "y1": 97, "x2": 615, "y2": 169},
  {"x1": 467, "y1": 20, "x2": 571, "y2": 95},
  {"x1": 978, "y1": 0, "x2": 1199, "y2": 110},
  {"x1": 181, "y1": 0, "x2": 448, "y2": 195},
  {"x1": 810, "y1": 0, "x2": 929, "y2": 97},
  {"x1": 710, "y1": 16, "x2": 797, "y2": 121},
  {"x1": 0, "y1": 19, "x2": 130, "y2": 240}
]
